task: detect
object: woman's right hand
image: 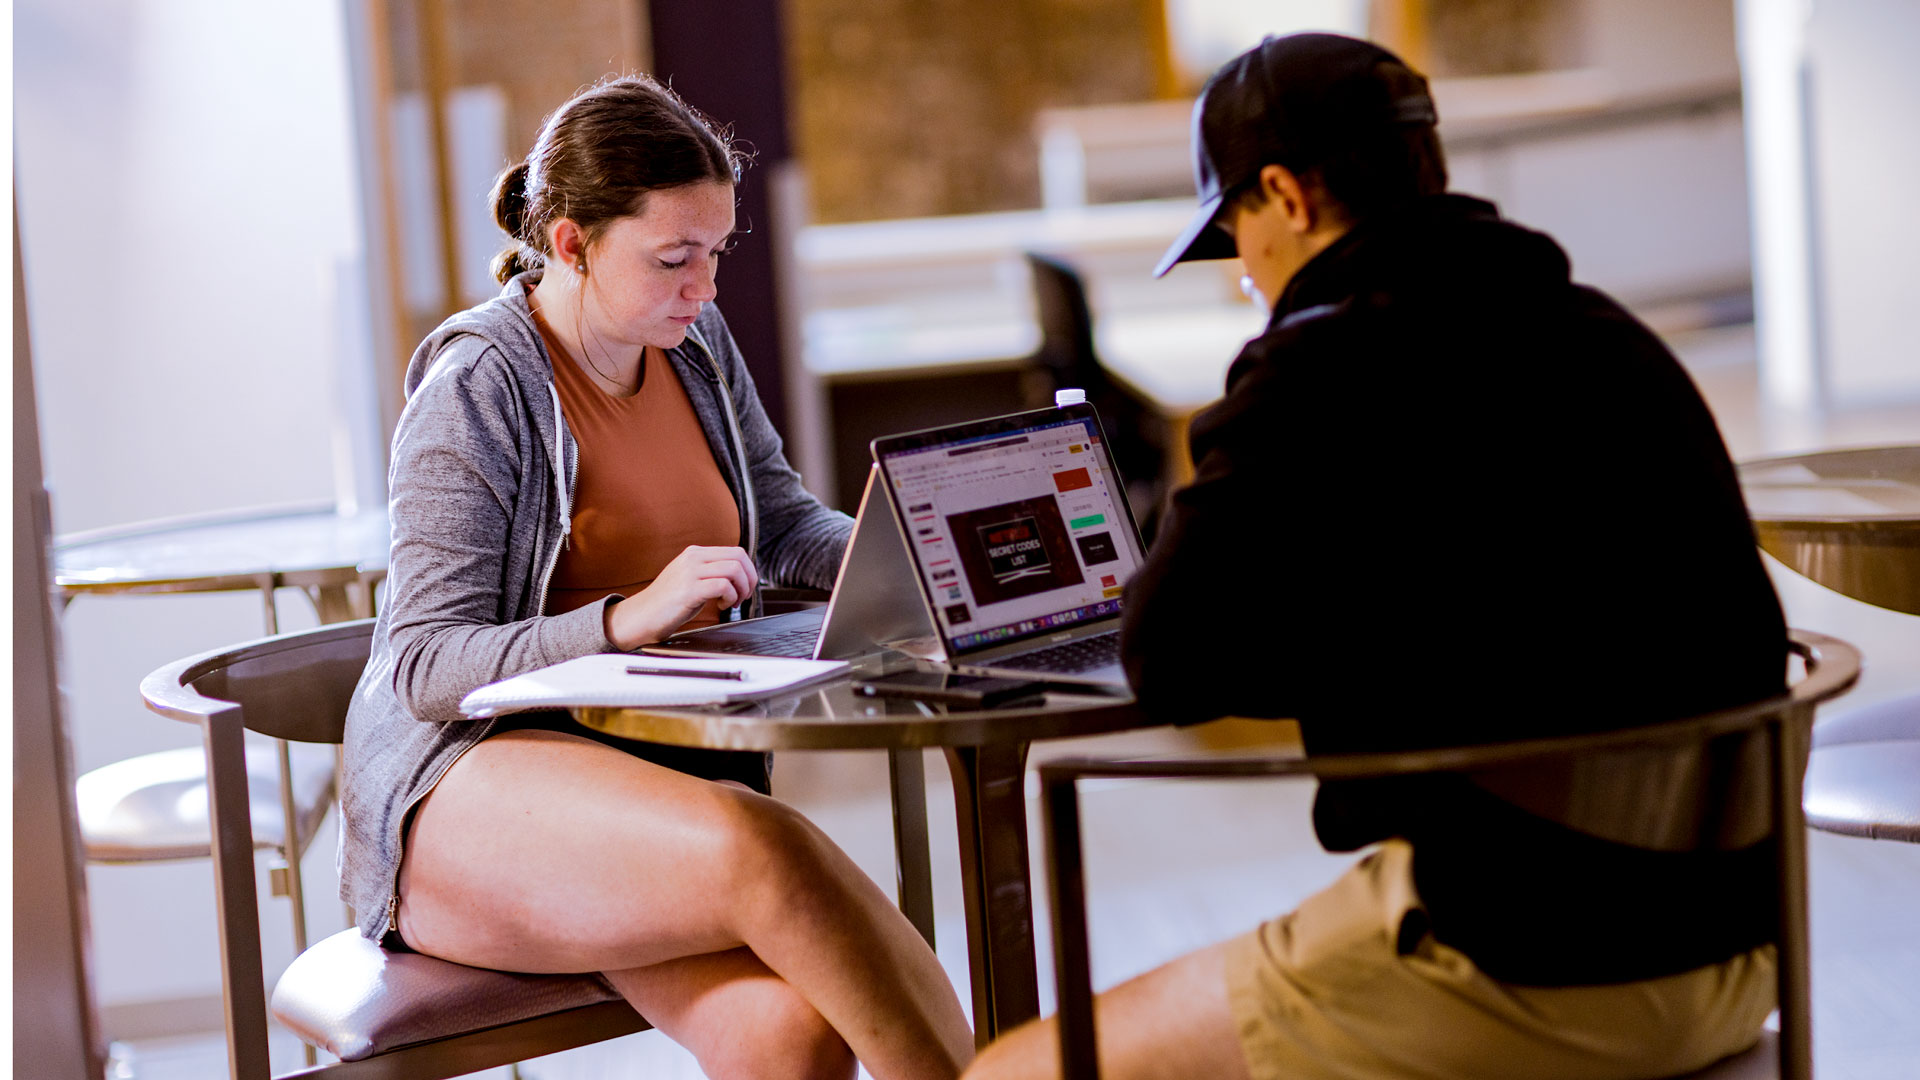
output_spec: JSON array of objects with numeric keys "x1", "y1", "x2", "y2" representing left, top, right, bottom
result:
[{"x1": 605, "y1": 545, "x2": 759, "y2": 650}]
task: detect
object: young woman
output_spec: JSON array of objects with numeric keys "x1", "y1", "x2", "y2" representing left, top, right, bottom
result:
[{"x1": 340, "y1": 75, "x2": 973, "y2": 1080}]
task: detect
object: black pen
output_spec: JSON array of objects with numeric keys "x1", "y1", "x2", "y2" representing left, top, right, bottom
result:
[{"x1": 626, "y1": 665, "x2": 745, "y2": 681}]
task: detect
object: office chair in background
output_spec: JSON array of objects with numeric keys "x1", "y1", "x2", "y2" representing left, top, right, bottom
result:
[{"x1": 1025, "y1": 251, "x2": 1169, "y2": 543}]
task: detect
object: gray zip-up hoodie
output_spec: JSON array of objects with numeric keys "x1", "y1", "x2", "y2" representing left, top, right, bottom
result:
[{"x1": 339, "y1": 271, "x2": 851, "y2": 940}]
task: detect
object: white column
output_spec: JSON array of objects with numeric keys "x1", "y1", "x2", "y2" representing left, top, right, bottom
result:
[{"x1": 1735, "y1": 0, "x2": 1824, "y2": 422}]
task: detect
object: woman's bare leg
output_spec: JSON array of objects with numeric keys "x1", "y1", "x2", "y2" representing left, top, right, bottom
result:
[
  {"x1": 607, "y1": 947, "x2": 857, "y2": 1080},
  {"x1": 396, "y1": 729, "x2": 972, "y2": 1080}
]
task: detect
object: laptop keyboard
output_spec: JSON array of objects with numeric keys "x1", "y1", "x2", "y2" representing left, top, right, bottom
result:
[
  {"x1": 669, "y1": 626, "x2": 819, "y2": 658},
  {"x1": 990, "y1": 630, "x2": 1122, "y2": 675}
]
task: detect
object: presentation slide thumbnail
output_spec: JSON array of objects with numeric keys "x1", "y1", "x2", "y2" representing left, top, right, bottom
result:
[
  {"x1": 1053, "y1": 466, "x2": 1092, "y2": 493},
  {"x1": 1074, "y1": 531, "x2": 1118, "y2": 566},
  {"x1": 946, "y1": 495, "x2": 1086, "y2": 605}
]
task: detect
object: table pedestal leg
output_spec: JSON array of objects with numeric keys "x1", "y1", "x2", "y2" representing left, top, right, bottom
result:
[
  {"x1": 256, "y1": 573, "x2": 280, "y2": 634},
  {"x1": 888, "y1": 748, "x2": 936, "y2": 948},
  {"x1": 944, "y1": 742, "x2": 1038, "y2": 1047}
]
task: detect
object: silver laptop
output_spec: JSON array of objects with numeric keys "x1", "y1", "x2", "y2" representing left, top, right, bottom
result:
[
  {"x1": 643, "y1": 466, "x2": 934, "y2": 663},
  {"x1": 869, "y1": 401, "x2": 1149, "y2": 687}
]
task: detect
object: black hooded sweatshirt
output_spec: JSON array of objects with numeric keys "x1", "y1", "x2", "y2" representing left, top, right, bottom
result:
[{"x1": 1121, "y1": 194, "x2": 1788, "y2": 986}]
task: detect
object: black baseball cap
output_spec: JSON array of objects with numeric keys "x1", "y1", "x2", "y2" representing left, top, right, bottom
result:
[{"x1": 1154, "y1": 33, "x2": 1438, "y2": 277}]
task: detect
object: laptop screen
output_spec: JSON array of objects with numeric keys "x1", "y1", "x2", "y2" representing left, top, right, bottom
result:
[{"x1": 872, "y1": 404, "x2": 1148, "y2": 657}]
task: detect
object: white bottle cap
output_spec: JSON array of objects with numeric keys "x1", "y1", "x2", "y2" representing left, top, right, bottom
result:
[{"x1": 1054, "y1": 388, "x2": 1087, "y2": 407}]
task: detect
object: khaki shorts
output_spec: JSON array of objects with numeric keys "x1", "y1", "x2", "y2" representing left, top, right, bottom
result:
[{"x1": 1224, "y1": 840, "x2": 1775, "y2": 1080}]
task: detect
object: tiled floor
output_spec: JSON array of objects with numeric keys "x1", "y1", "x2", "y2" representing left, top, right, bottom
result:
[{"x1": 119, "y1": 323, "x2": 1920, "y2": 1079}]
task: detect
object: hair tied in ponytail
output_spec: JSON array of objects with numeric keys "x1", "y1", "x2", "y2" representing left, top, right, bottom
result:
[
  {"x1": 492, "y1": 160, "x2": 533, "y2": 239},
  {"x1": 488, "y1": 74, "x2": 746, "y2": 286}
]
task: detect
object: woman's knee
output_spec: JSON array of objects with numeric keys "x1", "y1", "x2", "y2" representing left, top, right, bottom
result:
[{"x1": 709, "y1": 789, "x2": 841, "y2": 904}]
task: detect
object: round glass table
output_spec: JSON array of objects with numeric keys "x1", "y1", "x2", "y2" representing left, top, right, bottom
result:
[
  {"x1": 52, "y1": 501, "x2": 390, "y2": 628},
  {"x1": 1738, "y1": 445, "x2": 1920, "y2": 844},
  {"x1": 1736, "y1": 445, "x2": 1920, "y2": 616}
]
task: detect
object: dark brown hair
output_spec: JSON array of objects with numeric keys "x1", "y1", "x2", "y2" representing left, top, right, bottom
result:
[{"x1": 490, "y1": 74, "x2": 749, "y2": 284}]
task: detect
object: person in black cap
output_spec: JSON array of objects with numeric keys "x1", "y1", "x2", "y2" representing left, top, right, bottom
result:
[{"x1": 964, "y1": 32, "x2": 1788, "y2": 1080}]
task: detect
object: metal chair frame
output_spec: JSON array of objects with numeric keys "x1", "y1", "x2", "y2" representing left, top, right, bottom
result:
[
  {"x1": 64, "y1": 557, "x2": 384, "y2": 967},
  {"x1": 1041, "y1": 629, "x2": 1861, "y2": 1080},
  {"x1": 142, "y1": 619, "x2": 649, "y2": 1080}
]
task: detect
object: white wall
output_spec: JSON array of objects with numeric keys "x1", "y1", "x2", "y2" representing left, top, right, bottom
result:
[
  {"x1": 1581, "y1": 0, "x2": 1742, "y2": 98},
  {"x1": 1447, "y1": 102, "x2": 1752, "y2": 308},
  {"x1": 1805, "y1": 0, "x2": 1920, "y2": 407},
  {"x1": 16, "y1": 0, "x2": 367, "y2": 1034},
  {"x1": 1440, "y1": 0, "x2": 1751, "y2": 307},
  {"x1": 1739, "y1": 0, "x2": 1920, "y2": 414}
]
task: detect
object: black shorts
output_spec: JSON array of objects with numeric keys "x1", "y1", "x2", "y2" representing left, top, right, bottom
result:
[{"x1": 486, "y1": 709, "x2": 773, "y2": 794}]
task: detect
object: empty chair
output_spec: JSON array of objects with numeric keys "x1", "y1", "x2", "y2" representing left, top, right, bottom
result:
[
  {"x1": 1805, "y1": 690, "x2": 1920, "y2": 842},
  {"x1": 1025, "y1": 251, "x2": 1168, "y2": 540},
  {"x1": 77, "y1": 746, "x2": 333, "y2": 865},
  {"x1": 1039, "y1": 629, "x2": 1860, "y2": 1080},
  {"x1": 72, "y1": 576, "x2": 355, "y2": 967},
  {"x1": 142, "y1": 619, "x2": 647, "y2": 1079},
  {"x1": 74, "y1": 740, "x2": 335, "y2": 949}
]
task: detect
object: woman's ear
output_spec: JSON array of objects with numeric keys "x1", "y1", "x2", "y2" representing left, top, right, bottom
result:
[
  {"x1": 1259, "y1": 164, "x2": 1317, "y2": 235},
  {"x1": 549, "y1": 218, "x2": 587, "y2": 274}
]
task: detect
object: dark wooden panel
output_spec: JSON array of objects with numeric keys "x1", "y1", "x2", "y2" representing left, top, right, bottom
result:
[{"x1": 651, "y1": 0, "x2": 796, "y2": 439}]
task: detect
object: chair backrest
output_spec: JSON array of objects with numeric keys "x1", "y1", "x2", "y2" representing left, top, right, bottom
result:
[
  {"x1": 1026, "y1": 251, "x2": 1104, "y2": 393},
  {"x1": 145, "y1": 618, "x2": 373, "y2": 744},
  {"x1": 141, "y1": 620, "x2": 375, "y2": 1078},
  {"x1": 1023, "y1": 250, "x2": 1167, "y2": 536},
  {"x1": 1039, "y1": 628, "x2": 1862, "y2": 1080},
  {"x1": 1464, "y1": 726, "x2": 1776, "y2": 852}
]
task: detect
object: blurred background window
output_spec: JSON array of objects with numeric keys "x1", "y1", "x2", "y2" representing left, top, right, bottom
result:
[{"x1": 1166, "y1": 0, "x2": 1368, "y2": 84}]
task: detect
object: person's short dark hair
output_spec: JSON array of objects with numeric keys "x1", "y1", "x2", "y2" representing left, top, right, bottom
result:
[
  {"x1": 1156, "y1": 33, "x2": 1449, "y2": 276},
  {"x1": 1253, "y1": 62, "x2": 1447, "y2": 224}
]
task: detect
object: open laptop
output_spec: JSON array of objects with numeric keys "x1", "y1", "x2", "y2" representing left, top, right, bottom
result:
[
  {"x1": 869, "y1": 401, "x2": 1150, "y2": 687},
  {"x1": 642, "y1": 465, "x2": 934, "y2": 663}
]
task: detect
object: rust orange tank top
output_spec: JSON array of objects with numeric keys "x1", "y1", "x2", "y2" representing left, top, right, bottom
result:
[{"x1": 537, "y1": 317, "x2": 740, "y2": 627}]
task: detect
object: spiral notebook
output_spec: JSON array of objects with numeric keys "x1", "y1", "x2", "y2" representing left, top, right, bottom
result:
[{"x1": 459, "y1": 654, "x2": 850, "y2": 718}]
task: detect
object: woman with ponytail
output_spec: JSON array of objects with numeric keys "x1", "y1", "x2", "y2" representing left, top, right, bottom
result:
[{"x1": 339, "y1": 75, "x2": 973, "y2": 1080}]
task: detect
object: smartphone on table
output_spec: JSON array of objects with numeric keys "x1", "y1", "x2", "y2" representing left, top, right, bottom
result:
[{"x1": 852, "y1": 670, "x2": 1047, "y2": 708}]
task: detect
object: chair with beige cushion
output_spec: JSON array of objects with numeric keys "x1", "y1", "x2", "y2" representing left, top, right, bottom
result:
[
  {"x1": 74, "y1": 739, "x2": 337, "y2": 937},
  {"x1": 71, "y1": 572, "x2": 361, "y2": 972},
  {"x1": 1039, "y1": 629, "x2": 1860, "y2": 1080},
  {"x1": 1804, "y1": 690, "x2": 1920, "y2": 843},
  {"x1": 142, "y1": 619, "x2": 648, "y2": 1079}
]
